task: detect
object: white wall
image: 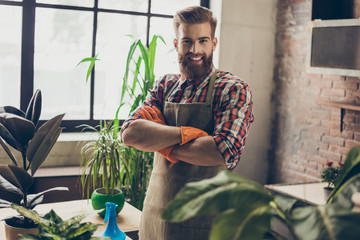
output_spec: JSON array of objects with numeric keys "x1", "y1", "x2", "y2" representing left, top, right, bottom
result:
[{"x1": 217, "y1": 0, "x2": 278, "y2": 183}]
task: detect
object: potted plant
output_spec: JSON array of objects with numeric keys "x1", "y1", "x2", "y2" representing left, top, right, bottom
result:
[
  {"x1": 79, "y1": 121, "x2": 125, "y2": 217},
  {"x1": 0, "y1": 89, "x2": 68, "y2": 239},
  {"x1": 163, "y1": 146, "x2": 360, "y2": 240},
  {"x1": 10, "y1": 203, "x2": 109, "y2": 240},
  {"x1": 78, "y1": 35, "x2": 165, "y2": 210},
  {"x1": 321, "y1": 161, "x2": 343, "y2": 199}
]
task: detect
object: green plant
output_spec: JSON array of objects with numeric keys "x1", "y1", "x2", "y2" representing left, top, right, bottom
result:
[
  {"x1": 0, "y1": 89, "x2": 67, "y2": 226},
  {"x1": 78, "y1": 35, "x2": 165, "y2": 210},
  {"x1": 163, "y1": 146, "x2": 360, "y2": 240},
  {"x1": 79, "y1": 120, "x2": 124, "y2": 198},
  {"x1": 11, "y1": 203, "x2": 109, "y2": 240},
  {"x1": 321, "y1": 161, "x2": 343, "y2": 188}
]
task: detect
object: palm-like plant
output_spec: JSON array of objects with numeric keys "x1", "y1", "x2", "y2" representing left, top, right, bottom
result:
[{"x1": 0, "y1": 89, "x2": 67, "y2": 226}]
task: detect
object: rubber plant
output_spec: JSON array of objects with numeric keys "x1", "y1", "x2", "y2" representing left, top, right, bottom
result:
[
  {"x1": 11, "y1": 203, "x2": 109, "y2": 240},
  {"x1": 0, "y1": 89, "x2": 68, "y2": 228},
  {"x1": 78, "y1": 35, "x2": 165, "y2": 210},
  {"x1": 163, "y1": 146, "x2": 360, "y2": 240}
]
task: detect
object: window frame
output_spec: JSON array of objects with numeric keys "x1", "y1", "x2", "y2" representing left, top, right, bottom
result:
[{"x1": 0, "y1": 0, "x2": 209, "y2": 132}]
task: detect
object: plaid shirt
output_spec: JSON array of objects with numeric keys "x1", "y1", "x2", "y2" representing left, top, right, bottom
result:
[{"x1": 120, "y1": 67, "x2": 254, "y2": 170}]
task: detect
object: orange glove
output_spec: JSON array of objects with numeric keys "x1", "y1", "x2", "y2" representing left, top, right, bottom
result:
[
  {"x1": 158, "y1": 145, "x2": 179, "y2": 164},
  {"x1": 138, "y1": 105, "x2": 165, "y2": 125},
  {"x1": 180, "y1": 126, "x2": 208, "y2": 145}
]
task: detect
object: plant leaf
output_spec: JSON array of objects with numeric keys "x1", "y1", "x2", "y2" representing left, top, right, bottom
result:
[
  {"x1": 210, "y1": 206, "x2": 273, "y2": 240},
  {"x1": 163, "y1": 171, "x2": 273, "y2": 222},
  {"x1": 0, "y1": 123, "x2": 22, "y2": 151},
  {"x1": 0, "y1": 199, "x2": 11, "y2": 208},
  {"x1": 330, "y1": 174, "x2": 360, "y2": 209},
  {"x1": 0, "y1": 175, "x2": 23, "y2": 197},
  {"x1": 290, "y1": 204, "x2": 360, "y2": 240},
  {"x1": 0, "y1": 136, "x2": 17, "y2": 166},
  {"x1": 27, "y1": 114, "x2": 64, "y2": 175},
  {"x1": 329, "y1": 146, "x2": 360, "y2": 203},
  {"x1": 0, "y1": 165, "x2": 34, "y2": 192},
  {"x1": 0, "y1": 113, "x2": 35, "y2": 148},
  {"x1": 0, "y1": 106, "x2": 25, "y2": 117},
  {"x1": 26, "y1": 187, "x2": 69, "y2": 209},
  {"x1": 77, "y1": 54, "x2": 100, "y2": 83},
  {"x1": 25, "y1": 89, "x2": 42, "y2": 128},
  {"x1": 11, "y1": 203, "x2": 52, "y2": 226}
]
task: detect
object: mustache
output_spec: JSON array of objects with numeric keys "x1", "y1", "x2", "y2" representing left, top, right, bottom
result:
[{"x1": 178, "y1": 53, "x2": 205, "y2": 64}]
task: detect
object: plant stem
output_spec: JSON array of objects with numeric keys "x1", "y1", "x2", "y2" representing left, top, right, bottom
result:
[{"x1": 270, "y1": 201, "x2": 300, "y2": 240}]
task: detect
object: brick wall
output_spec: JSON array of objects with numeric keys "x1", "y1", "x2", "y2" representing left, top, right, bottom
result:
[{"x1": 269, "y1": 0, "x2": 360, "y2": 183}]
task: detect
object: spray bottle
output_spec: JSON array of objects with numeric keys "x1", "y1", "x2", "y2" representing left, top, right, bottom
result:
[{"x1": 98, "y1": 202, "x2": 126, "y2": 240}]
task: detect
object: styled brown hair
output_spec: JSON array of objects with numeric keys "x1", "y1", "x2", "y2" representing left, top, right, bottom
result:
[{"x1": 173, "y1": 6, "x2": 217, "y2": 39}]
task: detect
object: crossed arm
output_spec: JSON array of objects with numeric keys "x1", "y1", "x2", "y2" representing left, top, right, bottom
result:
[{"x1": 121, "y1": 118, "x2": 225, "y2": 167}]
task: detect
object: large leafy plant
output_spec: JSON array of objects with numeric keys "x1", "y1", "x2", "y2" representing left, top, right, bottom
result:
[
  {"x1": 11, "y1": 203, "x2": 109, "y2": 240},
  {"x1": 0, "y1": 89, "x2": 67, "y2": 224},
  {"x1": 78, "y1": 35, "x2": 165, "y2": 210},
  {"x1": 163, "y1": 146, "x2": 360, "y2": 240}
]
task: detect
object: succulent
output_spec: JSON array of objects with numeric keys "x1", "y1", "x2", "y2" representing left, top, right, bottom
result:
[
  {"x1": 11, "y1": 203, "x2": 109, "y2": 240},
  {"x1": 0, "y1": 89, "x2": 67, "y2": 212}
]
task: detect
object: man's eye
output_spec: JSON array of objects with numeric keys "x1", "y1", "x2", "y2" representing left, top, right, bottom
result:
[{"x1": 200, "y1": 39, "x2": 208, "y2": 43}]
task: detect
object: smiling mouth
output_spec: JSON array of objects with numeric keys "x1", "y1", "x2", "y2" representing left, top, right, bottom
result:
[{"x1": 188, "y1": 56, "x2": 204, "y2": 63}]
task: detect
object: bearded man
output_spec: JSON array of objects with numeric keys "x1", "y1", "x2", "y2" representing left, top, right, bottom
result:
[{"x1": 121, "y1": 5, "x2": 254, "y2": 240}]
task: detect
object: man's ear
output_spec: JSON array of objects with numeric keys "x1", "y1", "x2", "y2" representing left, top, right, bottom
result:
[
  {"x1": 212, "y1": 37, "x2": 218, "y2": 51},
  {"x1": 173, "y1": 38, "x2": 179, "y2": 51}
]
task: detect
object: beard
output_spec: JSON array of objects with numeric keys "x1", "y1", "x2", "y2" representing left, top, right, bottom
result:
[{"x1": 178, "y1": 52, "x2": 213, "y2": 81}]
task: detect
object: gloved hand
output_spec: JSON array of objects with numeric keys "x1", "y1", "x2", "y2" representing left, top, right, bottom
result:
[
  {"x1": 158, "y1": 145, "x2": 179, "y2": 164},
  {"x1": 138, "y1": 105, "x2": 165, "y2": 125},
  {"x1": 180, "y1": 126, "x2": 208, "y2": 145},
  {"x1": 138, "y1": 105, "x2": 178, "y2": 163}
]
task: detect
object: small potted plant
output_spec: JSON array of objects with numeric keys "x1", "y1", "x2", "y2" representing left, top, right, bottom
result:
[
  {"x1": 321, "y1": 161, "x2": 343, "y2": 199},
  {"x1": 0, "y1": 89, "x2": 68, "y2": 239},
  {"x1": 10, "y1": 203, "x2": 110, "y2": 239},
  {"x1": 79, "y1": 121, "x2": 125, "y2": 217}
]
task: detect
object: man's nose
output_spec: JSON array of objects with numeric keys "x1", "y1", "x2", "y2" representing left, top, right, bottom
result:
[{"x1": 190, "y1": 42, "x2": 200, "y2": 54}]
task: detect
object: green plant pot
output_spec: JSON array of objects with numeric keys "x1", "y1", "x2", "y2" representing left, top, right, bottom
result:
[{"x1": 91, "y1": 188, "x2": 125, "y2": 217}]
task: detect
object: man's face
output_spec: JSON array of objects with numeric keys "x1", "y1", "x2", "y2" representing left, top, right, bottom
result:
[{"x1": 174, "y1": 22, "x2": 217, "y2": 80}]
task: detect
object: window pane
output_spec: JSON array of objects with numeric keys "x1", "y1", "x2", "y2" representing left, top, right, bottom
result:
[
  {"x1": 151, "y1": 0, "x2": 200, "y2": 15},
  {"x1": 34, "y1": 8, "x2": 93, "y2": 120},
  {"x1": 150, "y1": 17, "x2": 179, "y2": 78},
  {"x1": 0, "y1": 5, "x2": 22, "y2": 108},
  {"x1": 94, "y1": 13, "x2": 147, "y2": 119},
  {"x1": 98, "y1": 0, "x2": 148, "y2": 13},
  {"x1": 36, "y1": 0, "x2": 94, "y2": 7}
]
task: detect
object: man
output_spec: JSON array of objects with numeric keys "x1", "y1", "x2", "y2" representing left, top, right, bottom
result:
[{"x1": 121, "y1": 6, "x2": 254, "y2": 240}]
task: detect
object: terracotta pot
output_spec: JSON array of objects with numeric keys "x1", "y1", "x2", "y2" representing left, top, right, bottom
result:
[
  {"x1": 323, "y1": 187, "x2": 334, "y2": 201},
  {"x1": 91, "y1": 188, "x2": 125, "y2": 217},
  {"x1": 5, "y1": 221, "x2": 38, "y2": 240}
]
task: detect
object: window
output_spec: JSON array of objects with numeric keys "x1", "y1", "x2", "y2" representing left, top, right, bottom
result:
[{"x1": 0, "y1": 0, "x2": 209, "y2": 132}]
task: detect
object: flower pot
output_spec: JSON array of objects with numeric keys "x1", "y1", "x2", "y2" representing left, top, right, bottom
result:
[
  {"x1": 91, "y1": 188, "x2": 125, "y2": 217},
  {"x1": 4, "y1": 219, "x2": 38, "y2": 240},
  {"x1": 323, "y1": 187, "x2": 334, "y2": 201}
]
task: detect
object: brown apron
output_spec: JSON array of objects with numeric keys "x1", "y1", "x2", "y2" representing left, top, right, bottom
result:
[{"x1": 139, "y1": 72, "x2": 225, "y2": 240}]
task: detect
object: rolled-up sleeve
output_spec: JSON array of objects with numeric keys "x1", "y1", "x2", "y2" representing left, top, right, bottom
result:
[{"x1": 212, "y1": 81, "x2": 254, "y2": 170}]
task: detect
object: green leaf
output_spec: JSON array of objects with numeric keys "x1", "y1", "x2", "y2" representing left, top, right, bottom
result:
[
  {"x1": 163, "y1": 171, "x2": 273, "y2": 222},
  {"x1": 27, "y1": 114, "x2": 64, "y2": 175},
  {"x1": 210, "y1": 206, "x2": 272, "y2": 240},
  {"x1": 290, "y1": 204, "x2": 360, "y2": 240},
  {"x1": 0, "y1": 113, "x2": 35, "y2": 146},
  {"x1": 26, "y1": 187, "x2": 69, "y2": 209},
  {"x1": 0, "y1": 165, "x2": 33, "y2": 192},
  {"x1": 0, "y1": 122, "x2": 22, "y2": 151},
  {"x1": 25, "y1": 89, "x2": 42, "y2": 128},
  {"x1": 0, "y1": 175, "x2": 23, "y2": 197},
  {"x1": 11, "y1": 203, "x2": 52, "y2": 226},
  {"x1": 329, "y1": 146, "x2": 360, "y2": 203},
  {"x1": 77, "y1": 54, "x2": 100, "y2": 83},
  {"x1": 330, "y1": 174, "x2": 360, "y2": 209},
  {"x1": 0, "y1": 136, "x2": 17, "y2": 166},
  {"x1": 0, "y1": 106, "x2": 25, "y2": 117}
]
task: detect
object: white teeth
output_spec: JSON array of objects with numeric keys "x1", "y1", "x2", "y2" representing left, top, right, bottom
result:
[{"x1": 190, "y1": 57, "x2": 202, "y2": 61}]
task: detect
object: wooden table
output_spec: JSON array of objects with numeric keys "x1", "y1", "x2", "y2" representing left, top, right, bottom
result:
[
  {"x1": 0, "y1": 199, "x2": 141, "y2": 240},
  {"x1": 265, "y1": 182, "x2": 329, "y2": 205}
]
